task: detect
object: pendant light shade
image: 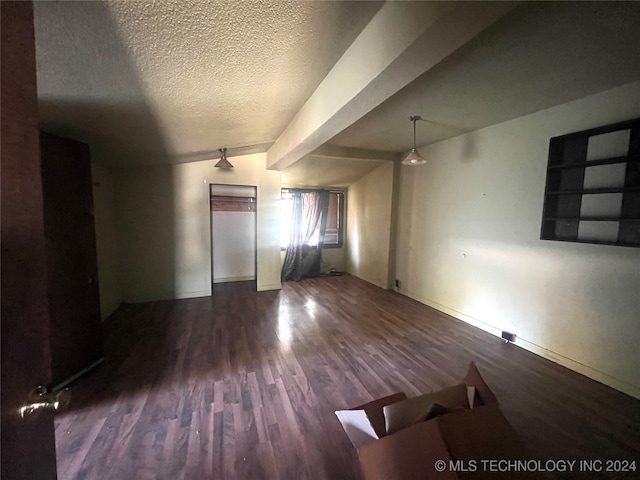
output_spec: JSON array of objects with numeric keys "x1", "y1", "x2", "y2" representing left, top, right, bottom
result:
[
  {"x1": 402, "y1": 116, "x2": 426, "y2": 166},
  {"x1": 214, "y1": 148, "x2": 234, "y2": 169}
]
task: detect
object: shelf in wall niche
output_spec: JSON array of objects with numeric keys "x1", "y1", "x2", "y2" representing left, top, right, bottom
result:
[
  {"x1": 541, "y1": 237, "x2": 635, "y2": 247},
  {"x1": 545, "y1": 186, "x2": 640, "y2": 196},
  {"x1": 540, "y1": 117, "x2": 640, "y2": 248},
  {"x1": 547, "y1": 155, "x2": 636, "y2": 170},
  {"x1": 544, "y1": 216, "x2": 640, "y2": 222}
]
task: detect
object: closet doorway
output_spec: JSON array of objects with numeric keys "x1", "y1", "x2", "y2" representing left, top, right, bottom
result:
[{"x1": 210, "y1": 184, "x2": 257, "y2": 286}]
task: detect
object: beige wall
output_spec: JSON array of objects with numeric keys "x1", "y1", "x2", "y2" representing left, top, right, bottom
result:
[
  {"x1": 91, "y1": 161, "x2": 122, "y2": 319},
  {"x1": 346, "y1": 162, "x2": 394, "y2": 288},
  {"x1": 395, "y1": 81, "x2": 640, "y2": 398},
  {"x1": 114, "y1": 153, "x2": 281, "y2": 303},
  {"x1": 114, "y1": 164, "x2": 177, "y2": 302}
]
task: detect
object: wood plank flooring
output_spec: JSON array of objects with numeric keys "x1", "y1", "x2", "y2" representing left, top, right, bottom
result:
[{"x1": 55, "y1": 274, "x2": 640, "y2": 479}]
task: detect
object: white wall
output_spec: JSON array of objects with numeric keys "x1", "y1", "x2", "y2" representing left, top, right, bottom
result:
[
  {"x1": 395, "y1": 81, "x2": 640, "y2": 398},
  {"x1": 346, "y1": 162, "x2": 395, "y2": 289},
  {"x1": 114, "y1": 153, "x2": 281, "y2": 303},
  {"x1": 212, "y1": 210, "x2": 256, "y2": 282},
  {"x1": 91, "y1": 161, "x2": 122, "y2": 319}
]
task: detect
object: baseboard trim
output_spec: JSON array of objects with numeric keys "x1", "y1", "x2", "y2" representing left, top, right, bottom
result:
[
  {"x1": 53, "y1": 357, "x2": 104, "y2": 392},
  {"x1": 175, "y1": 290, "x2": 211, "y2": 299},
  {"x1": 213, "y1": 275, "x2": 255, "y2": 283},
  {"x1": 343, "y1": 270, "x2": 392, "y2": 290},
  {"x1": 401, "y1": 288, "x2": 640, "y2": 400},
  {"x1": 514, "y1": 338, "x2": 640, "y2": 400}
]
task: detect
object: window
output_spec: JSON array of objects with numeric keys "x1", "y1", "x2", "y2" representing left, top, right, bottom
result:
[
  {"x1": 324, "y1": 190, "x2": 343, "y2": 246},
  {"x1": 281, "y1": 189, "x2": 344, "y2": 248}
]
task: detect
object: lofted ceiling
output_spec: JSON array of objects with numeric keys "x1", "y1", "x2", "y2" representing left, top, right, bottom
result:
[
  {"x1": 33, "y1": 1, "x2": 640, "y2": 185},
  {"x1": 329, "y1": 2, "x2": 640, "y2": 152},
  {"x1": 34, "y1": 0, "x2": 383, "y2": 168}
]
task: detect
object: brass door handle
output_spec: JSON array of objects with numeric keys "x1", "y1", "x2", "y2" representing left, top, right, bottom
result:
[{"x1": 19, "y1": 385, "x2": 71, "y2": 418}]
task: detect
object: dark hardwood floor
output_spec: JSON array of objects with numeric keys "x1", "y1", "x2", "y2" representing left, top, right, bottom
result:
[{"x1": 55, "y1": 274, "x2": 640, "y2": 479}]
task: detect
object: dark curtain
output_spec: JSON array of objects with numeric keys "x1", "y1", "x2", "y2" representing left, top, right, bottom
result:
[
  {"x1": 281, "y1": 189, "x2": 330, "y2": 282},
  {"x1": 307, "y1": 190, "x2": 330, "y2": 276}
]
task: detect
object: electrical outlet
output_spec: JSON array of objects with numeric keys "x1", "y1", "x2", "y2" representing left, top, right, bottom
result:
[{"x1": 501, "y1": 331, "x2": 516, "y2": 343}]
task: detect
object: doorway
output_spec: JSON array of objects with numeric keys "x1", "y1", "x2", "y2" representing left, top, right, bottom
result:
[{"x1": 210, "y1": 184, "x2": 257, "y2": 286}]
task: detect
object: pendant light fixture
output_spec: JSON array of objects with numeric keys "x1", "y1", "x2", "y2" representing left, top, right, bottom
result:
[
  {"x1": 214, "y1": 147, "x2": 234, "y2": 169},
  {"x1": 402, "y1": 115, "x2": 426, "y2": 166}
]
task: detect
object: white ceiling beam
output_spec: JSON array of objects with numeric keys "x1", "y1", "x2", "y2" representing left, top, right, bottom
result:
[{"x1": 267, "y1": 1, "x2": 519, "y2": 171}]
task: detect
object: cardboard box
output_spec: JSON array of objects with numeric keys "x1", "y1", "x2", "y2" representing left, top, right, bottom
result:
[{"x1": 335, "y1": 363, "x2": 538, "y2": 480}]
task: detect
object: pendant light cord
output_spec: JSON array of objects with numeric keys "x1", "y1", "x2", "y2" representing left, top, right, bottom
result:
[{"x1": 413, "y1": 117, "x2": 417, "y2": 150}]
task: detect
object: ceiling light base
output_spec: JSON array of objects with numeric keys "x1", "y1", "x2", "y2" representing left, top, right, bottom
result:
[
  {"x1": 402, "y1": 149, "x2": 426, "y2": 165},
  {"x1": 402, "y1": 115, "x2": 427, "y2": 166},
  {"x1": 214, "y1": 147, "x2": 234, "y2": 169}
]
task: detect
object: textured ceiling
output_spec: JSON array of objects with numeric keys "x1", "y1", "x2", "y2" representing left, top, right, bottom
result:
[
  {"x1": 33, "y1": 1, "x2": 640, "y2": 185},
  {"x1": 34, "y1": 0, "x2": 382, "y2": 167}
]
